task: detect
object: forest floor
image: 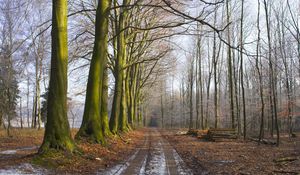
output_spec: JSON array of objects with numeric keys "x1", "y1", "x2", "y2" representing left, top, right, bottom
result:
[
  {"x1": 0, "y1": 128, "x2": 144, "y2": 174},
  {"x1": 163, "y1": 129, "x2": 300, "y2": 175},
  {"x1": 1, "y1": 128, "x2": 300, "y2": 174}
]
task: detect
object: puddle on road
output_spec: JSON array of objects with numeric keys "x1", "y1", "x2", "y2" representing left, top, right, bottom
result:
[
  {"x1": 138, "y1": 156, "x2": 147, "y2": 175},
  {"x1": 0, "y1": 150, "x2": 17, "y2": 155},
  {"x1": 100, "y1": 131, "x2": 195, "y2": 175},
  {"x1": 0, "y1": 163, "x2": 47, "y2": 175},
  {"x1": 100, "y1": 148, "x2": 140, "y2": 175},
  {"x1": 145, "y1": 141, "x2": 167, "y2": 175},
  {"x1": 0, "y1": 146, "x2": 39, "y2": 155},
  {"x1": 101, "y1": 134, "x2": 168, "y2": 175},
  {"x1": 0, "y1": 146, "x2": 46, "y2": 175}
]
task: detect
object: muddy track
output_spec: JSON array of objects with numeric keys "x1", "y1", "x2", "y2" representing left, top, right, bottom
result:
[{"x1": 103, "y1": 128, "x2": 193, "y2": 175}]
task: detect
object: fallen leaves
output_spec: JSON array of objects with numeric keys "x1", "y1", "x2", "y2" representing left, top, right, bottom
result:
[
  {"x1": 163, "y1": 130, "x2": 300, "y2": 175},
  {"x1": 0, "y1": 128, "x2": 145, "y2": 174}
]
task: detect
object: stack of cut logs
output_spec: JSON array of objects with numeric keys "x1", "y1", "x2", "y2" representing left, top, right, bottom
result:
[
  {"x1": 205, "y1": 128, "x2": 237, "y2": 141},
  {"x1": 186, "y1": 128, "x2": 237, "y2": 141},
  {"x1": 185, "y1": 128, "x2": 278, "y2": 144}
]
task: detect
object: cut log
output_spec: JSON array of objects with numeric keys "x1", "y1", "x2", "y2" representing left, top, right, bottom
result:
[
  {"x1": 250, "y1": 138, "x2": 276, "y2": 145},
  {"x1": 204, "y1": 128, "x2": 237, "y2": 141}
]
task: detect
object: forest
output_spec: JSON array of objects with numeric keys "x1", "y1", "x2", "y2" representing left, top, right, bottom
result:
[{"x1": 0, "y1": 0, "x2": 299, "y2": 174}]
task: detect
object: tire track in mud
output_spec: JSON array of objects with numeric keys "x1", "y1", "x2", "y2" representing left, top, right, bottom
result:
[
  {"x1": 101, "y1": 131, "x2": 150, "y2": 175},
  {"x1": 103, "y1": 128, "x2": 193, "y2": 175}
]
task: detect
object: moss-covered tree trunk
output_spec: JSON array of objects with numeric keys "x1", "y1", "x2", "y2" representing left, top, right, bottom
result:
[
  {"x1": 101, "y1": 68, "x2": 111, "y2": 137},
  {"x1": 135, "y1": 65, "x2": 142, "y2": 126},
  {"x1": 109, "y1": 45, "x2": 123, "y2": 133},
  {"x1": 39, "y1": 0, "x2": 75, "y2": 153},
  {"x1": 118, "y1": 74, "x2": 129, "y2": 132},
  {"x1": 127, "y1": 68, "x2": 133, "y2": 125},
  {"x1": 109, "y1": 0, "x2": 130, "y2": 134},
  {"x1": 109, "y1": 0, "x2": 119, "y2": 134},
  {"x1": 137, "y1": 96, "x2": 143, "y2": 125},
  {"x1": 128, "y1": 77, "x2": 135, "y2": 127},
  {"x1": 129, "y1": 64, "x2": 139, "y2": 127},
  {"x1": 76, "y1": 0, "x2": 111, "y2": 143}
]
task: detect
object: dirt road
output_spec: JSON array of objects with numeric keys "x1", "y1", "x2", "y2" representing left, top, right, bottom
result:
[{"x1": 103, "y1": 128, "x2": 193, "y2": 175}]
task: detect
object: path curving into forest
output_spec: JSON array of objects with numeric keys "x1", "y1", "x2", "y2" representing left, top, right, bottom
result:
[{"x1": 102, "y1": 128, "x2": 193, "y2": 175}]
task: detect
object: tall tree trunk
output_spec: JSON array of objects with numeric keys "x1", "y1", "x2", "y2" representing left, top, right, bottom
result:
[
  {"x1": 161, "y1": 82, "x2": 164, "y2": 128},
  {"x1": 278, "y1": 15, "x2": 292, "y2": 138},
  {"x1": 240, "y1": 0, "x2": 246, "y2": 139},
  {"x1": 226, "y1": 0, "x2": 235, "y2": 130},
  {"x1": 130, "y1": 65, "x2": 139, "y2": 127},
  {"x1": 32, "y1": 96, "x2": 37, "y2": 128},
  {"x1": 38, "y1": 64, "x2": 43, "y2": 129},
  {"x1": 198, "y1": 37, "x2": 204, "y2": 129},
  {"x1": 36, "y1": 81, "x2": 42, "y2": 129},
  {"x1": 171, "y1": 76, "x2": 174, "y2": 128},
  {"x1": 39, "y1": 0, "x2": 75, "y2": 153},
  {"x1": 138, "y1": 96, "x2": 143, "y2": 126},
  {"x1": 20, "y1": 97, "x2": 23, "y2": 129},
  {"x1": 27, "y1": 76, "x2": 30, "y2": 128},
  {"x1": 195, "y1": 28, "x2": 201, "y2": 129},
  {"x1": 134, "y1": 64, "x2": 142, "y2": 127},
  {"x1": 35, "y1": 50, "x2": 42, "y2": 130},
  {"x1": 76, "y1": 0, "x2": 111, "y2": 143},
  {"x1": 263, "y1": 0, "x2": 279, "y2": 145},
  {"x1": 189, "y1": 57, "x2": 194, "y2": 129},
  {"x1": 180, "y1": 79, "x2": 185, "y2": 128},
  {"x1": 119, "y1": 73, "x2": 130, "y2": 132},
  {"x1": 256, "y1": 0, "x2": 265, "y2": 142},
  {"x1": 233, "y1": 56, "x2": 240, "y2": 133},
  {"x1": 127, "y1": 67, "x2": 134, "y2": 126},
  {"x1": 213, "y1": 8, "x2": 218, "y2": 128},
  {"x1": 196, "y1": 55, "x2": 200, "y2": 129},
  {"x1": 7, "y1": 105, "x2": 11, "y2": 136},
  {"x1": 101, "y1": 68, "x2": 111, "y2": 137},
  {"x1": 205, "y1": 39, "x2": 212, "y2": 129},
  {"x1": 263, "y1": 1, "x2": 274, "y2": 138},
  {"x1": 110, "y1": 0, "x2": 130, "y2": 134}
]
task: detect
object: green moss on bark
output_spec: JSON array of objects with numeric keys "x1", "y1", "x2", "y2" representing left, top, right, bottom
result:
[
  {"x1": 76, "y1": 0, "x2": 111, "y2": 143},
  {"x1": 39, "y1": 0, "x2": 75, "y2": 153},
  {"x1": 119, "y1": 77, "x2": 130, "y2": 132},
  {"x1": 101, "y1": 68, "x2": 112, "y2": 137},
  {"x1": 109, "y1": 0, "x2": 130, "y2": 134}
]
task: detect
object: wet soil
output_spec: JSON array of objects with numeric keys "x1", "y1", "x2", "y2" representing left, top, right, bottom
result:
[{"x1": 102, "y1": 128, "x2": 192, "y2": 175}]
